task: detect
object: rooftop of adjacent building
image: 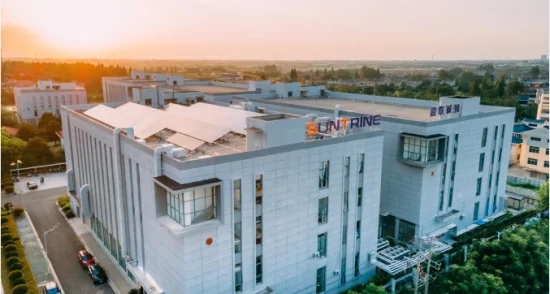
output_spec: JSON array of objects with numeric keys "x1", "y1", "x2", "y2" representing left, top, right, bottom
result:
[
  {"x1": 156, "y1": 84, "x2": 251, "y2": 94},
  {"x1": 15, "y1": 80, "x2": 85, "y2": 92}
]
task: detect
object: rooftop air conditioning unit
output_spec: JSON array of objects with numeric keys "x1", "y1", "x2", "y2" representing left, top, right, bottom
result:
[
  {"x1": 170, "y1": 148, "x2": 187, "y2": 158},
  {"x1": 257, "y1": 107, "x2": 265, "y2": 114},
  {"x1": 312, "y1": 252, "x2": 320, "y2": 259}
]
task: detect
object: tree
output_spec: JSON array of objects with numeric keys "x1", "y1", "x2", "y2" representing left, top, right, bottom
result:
[
  {"x1": 1, "y1": 109, "x2": 19, "y2": 127},
  {"x1": 45, "y1": 120, "x2": 62, "y2": 142},
  {"x1": 496, "y1": 76, "x2": 506, "y2": 97},
  {"x1": 507, "y1": 81, "x2": 524, "y2": 96},
  {"x1": 438, "y1": 69, "x2": 451, "y2": 80},
  {"x1": 15, "y1": 123, "x2": 37, "y2": 141},
  {"x1": 289, "y1": 69, "x2": 299, "y2": 82},
  {"x1": 536, "y1": 182, "x2": 549, "y2": 212},
  {"x1": 347, "y1": 283, "x2": 388, "y2": 294},
  {"x1": 38, "y1": 112, "x2": 59, "y2": 129},
  {"x1": 469, "y1": 79, "x2": 482, "y2": 96},
  {"x1": 531, "y1": 66, "x2": 540, "y2": 78},
  {"x1": 431, "y1": 262, "x2": 507, "y2": 294},
  {"x1": 24, "y1": 137, "x2": 53, "y2": 164},
  {"x1": 1, "y1": 129, "x2": 27, "y2": 173}
]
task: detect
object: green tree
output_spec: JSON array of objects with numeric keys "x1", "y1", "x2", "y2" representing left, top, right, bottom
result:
[
  {"x1": 37, "y1": 112, "x2": 59, "y2": 129},
  {"x1": 16, "y1": 123, "x2": 37, "y2": 141},
  {"x1": 348, "y1": 283, "x2": 388, "y2": 294},
  {"x1": 507, "y1": 81, "x2": 524, "y2": 96},
  {"x1": 495, "y1": 76, "x2": 506, "y2": 97},
  {"x1": 24, "y1": 137, "x2": 53, "y2": 164},
  {"x1": 431, "y1": 262, "x2": 507, "y2": 294},
  {"x1": 469, "y1": 79, "x2": 482, "y2": 95},
  {"x1": 289, "y1": 68, "x2": 299, "y2": 82},
  {"x1": 45, "y1": 120, "x2": 62, "y2": 142},
  {"x1": 1, "y1": 109, "x2": 19, "y2": 127},
  {"x1": 531, "y1": 66, "x2": 540, "y2": 78},
  {"x1": 536, "y1": 182, "x2": 549, "y2": 211},
  {"x1": 1, "y1": 129, "x2": 27, "y2": 173},
  {"x1": 438, "y1": 69, "x2": 451, "y2": 80}
]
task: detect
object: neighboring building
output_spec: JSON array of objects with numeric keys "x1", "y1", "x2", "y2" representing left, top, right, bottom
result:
[
  {"x1": 536, "y1": 89, "x2": 549, "y2": 121},
  {"x1": 518, "y1": 93, "x2": 537, "y2": 105},
  {"x1": 60, "y1": 101, "x2": 383, "y2": 294},
  {"x1": 225, "y1": 93, "x2": 515, "y2": 241},
  {"x1": 516, "y1": 126, "x2": 549, "y2": 181},
  {"x1": 509, "y1": 123, "x2": 534, "y2": 165},
  {"x1": 15, "y1": 80, "x2": 87, "y2": 124}
]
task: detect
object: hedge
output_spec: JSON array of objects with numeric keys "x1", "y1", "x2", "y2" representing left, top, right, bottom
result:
[
  {"x1": 5, "y1": 251, "x2": 17, "y2": 258},
  {"x1": 3, "y1": 203, "x2": 13, "y2": 211},
  {"x1": 11, "y1": 208, "x2": 24, "y2": 218},
  {"x1": 4, "y1": 245, "x2": 17, "y2": 253},
  {"x1": 1, "y1": 217, "x2": 8, "y2": 224},
  {"x1": 6, "y1": 257, "x2": 20, "y2": 267},
  {"x1": 9, "y1": 263, "x2": 22, "y2": 271},
  {"x1": 4, "y1": 186, "x2": 14, "y2": 194},
  {"x1": 1, "y1": 226, "x2": 10, "y2": 233},
  {"x1": 2, "y1": 233, "x2": 13, "y2": 243},
  {"x1": 65, "y1": 211, "x2": 75, "y2": 219},
  {"x1": 11, "y1": 278, "x2": 25, "y2": 287},
  {"x1": 62, "y1": 206, "x2": 71, "y2": 213},
  {"x1": 57, "y1": 196, "x2": 70, "y2": 206},
  {"x1": 12, "y1": 284, "x2": 28, "y2": 294},
  {"x1": 8, "y1": 270, "x2": 22, "y2": 282}
]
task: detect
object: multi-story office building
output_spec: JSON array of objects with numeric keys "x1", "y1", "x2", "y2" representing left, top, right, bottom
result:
[
  {"x1": 14, "y1": 80, "x2": 87, "y2": 124},
  {"x1": 226, "y1": 93, "x2": 515, "y2": 241},
  {"x1": 102, "y1": 71, "x2": 326, "y2": 107},
  {"x1": 60, "y1": 101, "x2": 383, "y2": 294},
  {"x1": 516, "y1": 126, "x2": 549, "y2": 181},
  {"x1": 536, "y1": 88, "x2": 549, "y2": 121}
]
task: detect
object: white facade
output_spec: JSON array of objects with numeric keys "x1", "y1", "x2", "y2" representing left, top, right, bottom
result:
[
  {"x1": 536, "y1": 89, "x2": 549, "y2": 121},
  {"x1": 15, "y1": 80, "x2": 87, "y2": 124},
  {"x1": 61, "y1": 102, "x2": 384, "y2": 294},
  {"x1": 517, "y1": 127, "x2": 549, "y2": 181}
]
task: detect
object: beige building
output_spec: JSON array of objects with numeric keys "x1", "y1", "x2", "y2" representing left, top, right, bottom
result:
[
  {"x1": 517, "y1": 126, "x2": 549, "y2": 181},
  {"x1": 536, "y1": 89, "x2": 549, "y2": 121}
]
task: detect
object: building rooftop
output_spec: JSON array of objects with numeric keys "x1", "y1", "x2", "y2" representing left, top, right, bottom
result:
[
  {"x1": 170, "y1": 85, "x2": 250, "y2": 94},
  {"x1": 513, "y1": 123, "x2": 534, "y2": 134},
  {"x1": 511, "y1": 137, "x2": 523, "y2": 144},
  {"x1": 523, "y1": 118, "x2": 546, "y2": 124}
]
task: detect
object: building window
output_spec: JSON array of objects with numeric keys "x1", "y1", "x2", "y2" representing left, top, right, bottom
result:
[
  {"x1": 527, "y1": 158, "x2": 538, "y2": 165},
  {"x1": 256, "y1": 216, "x2": 262, "y2": 245},
  {"x1": 481, "y1": 127, "x2": 488, "y2": 147},
  {"x1": 145, "y1": 99, "x2": 152, "y2": 106},
  {"x1": 501, "y1": 124, "x2": 505, "y2": 138},
  {"x1": 234, "y1": 223, "x2": 242, "y2": 254},
  {"x1": 476, "y1": 178, "x2": 482, "y2": 196},
  {"x1": 316, "y1": 267, "x2": 326, "y2": 293},
  {"x1": 439, "y1": 191, "x2": 444, "y2": 211},
  {"x1": 545, "y1": 161, "x2": 549, "y2": 168},
  {"x1": 448, "y1": 188, "x2": 454, "y2": 207},
  {"x1": 256, "y1": 175, "x2": 263, "y2": 204},
  {"x1": 358, "y1": 153, "x2": 365, "y2": 174},
  {"x1": 491, "y1": 151, "x2": 495, "y2": 164},
  {"x1": 318, "y1": 198, "x2": 328, "y2": 224},
  {"x1": 342, "y1": 225, "x2": 347, "y2": 245},
  {"x1": 478, "y1": 153, "x2": 485, "y2": 172},
  {"x1": 356, "y1": 221, "x2": 361, "y2": 239},
  {"x1": 344, "y1": 157, "x2": 350, "y2": 177},
  {"x1": 234, "y1": 179, "x2": 241, "y2": 211},
  {"x1": 546, "y1": 149, "x2": 549, "y2": 156},
  {"x1": 340, "y1": 258, "x2": 346, "y2": 285},
  {"x1": 529, "y1": 146, "x2": 540, "y2": 153},
  {"x1": 256, "y1": 256, "x2": 262, "y2": 284},
  {"x1": 398, "y1": 219, "x2": 416, "y2": 243},
  {"x1": 235, "y1": 264, "x2": 243, "y2": 292},
  {"x1": 166, "y1": 186, "x2": 218, "y2": 227},
  {"x1": 401, "y1": 136, "x2": 442, "y2": 163},
  {"x1": 319, "y1": 161, "x2": 330, "y2": 188},
  {"x1": 531, "y1": 137, "x2": 541, "y2": 142},
  {"x1": 498, "y1": 148, "x2": 502, "y2": 162},
  {"x1": 493, "y1": 126, "x2": 498, "y2": 140},
  {"x1": 343, "y1": 191, "x2": 349, "y2": 212},
  {"x1": 357, "y1": 187, "x2": 363, "y2": 206},
  {"x1": 473, "y1": 202, "x2": 480, "y2": 221},
  {"x1": 317, "y1": 233, "x2": 327, "y2": 257},
  {"x1": 354, "y1": 253, "x2": 360, "y2": 277}
]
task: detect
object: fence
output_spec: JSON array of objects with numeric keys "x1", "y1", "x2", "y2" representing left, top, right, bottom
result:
[
  {"x1": 506, "y1": 176, "x2": 544, "y2": 187},
  {"x1": 10, "y1": 163, "x2": 66, "y2": 177}
]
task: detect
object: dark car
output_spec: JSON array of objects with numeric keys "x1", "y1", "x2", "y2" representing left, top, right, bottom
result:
[
  {"x1": 27, "y1": 182, "x2": 38, "y2": 190},
  {"x1": 87, "y1": 264, "x2": 107, "y2": 284},
  {"x1": 78, "y1": 250, "x2": 95, "y2": 268}
]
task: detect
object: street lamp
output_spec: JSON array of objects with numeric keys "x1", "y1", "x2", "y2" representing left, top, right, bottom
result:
[
  {"x1": 44, "y1": 223, "x2": 60, "y2": 263},
  {"x1": 10, "y1": 160, "x2": 22, "y2": 179}
]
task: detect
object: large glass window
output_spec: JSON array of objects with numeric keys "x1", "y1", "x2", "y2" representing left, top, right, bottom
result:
[
  {"x1": 316, "y1": 267, "x2": 326, "y2": 293},
  {"x1": 166, "y1": 186, "x2": 217, "y2": 227},
  {"x1": 476, "y1": 178, "x2": 482, "y2": 196},
  {"x1": 402, "y1": 137, "x2": 439, "y2": 162},
  {"x1": 478, "y1": 153, "x2": 485, "y2": 172},
  {"x1": 234, "y1": 179, "x2": 241, "y2": 211},
  {"x1": 235, "y1": 264, "x2": 243, "y2": 292},
  {"x1": 379, "y1": 215, "x2": 396, "y2": 239},
  {"x1": 343, "y1": 191, "x2": 349, "y2": 212},
  {"x1": 529, "y1": 146, "x2": 540, "y2": 153},
  {"x1": 481, "y1": 127, "x2": 488, "y2": 147},
  {"x1": 256, "y1": 175, "x2": 263, "y2": 204},
  {"x1": 319, "y1": 161, "x2": 330, "y2": 188},
  {"x1": 317, "y1": 233, "x2": 327, "y2": 257},
  {"x1": 398, "y1": 219, "x2": 416, "y2": 243},
  {"x1": 318, "y1": 198, "x2": 328, "y2": 224},
  {"x1": 473, "y1": 202, "x2": 479, "y2": 221}
]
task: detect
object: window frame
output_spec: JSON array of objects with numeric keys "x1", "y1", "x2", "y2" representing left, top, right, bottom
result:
[
  {"x1": 319, "y1": 161, "x2": 330, "y2": 189},
  {"x1": 318, "y1": 197, "x2": 329, "y2": 224},
  {"x1": 476, "y1": 178, "x2": 482, "y2": 196},
  {"x1": 317, "y1": 233, "x2": 328, "y2": 258},
  {"x1": 529, "y1": 146, "x2": 540, "y2": 153},
  {"x1": 527, "y1": 158, "x2": 538, "y2": 165}
]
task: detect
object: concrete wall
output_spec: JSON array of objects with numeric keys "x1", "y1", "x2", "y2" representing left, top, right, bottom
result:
[{"x1": 301, "y1": 86, "x2": 326, "y2": 97}]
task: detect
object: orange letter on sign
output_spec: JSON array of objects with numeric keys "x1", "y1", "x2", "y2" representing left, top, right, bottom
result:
[
  {"x1": 340, "y1": 118, "x2": 351, "y2": 129},
  {"x1": 306, "y1": 122, "x2": 318, "y2": 135}
]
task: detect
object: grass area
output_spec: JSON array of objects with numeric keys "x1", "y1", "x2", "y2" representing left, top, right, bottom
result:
[
  {"x1": 1, "y1": 211, "x2": 39, "y2": 294},
  {"x1": 508, "y1": 182, "x2": 539, "y2": 191}
]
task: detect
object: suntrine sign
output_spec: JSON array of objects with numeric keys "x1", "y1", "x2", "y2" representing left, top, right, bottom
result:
[{"x1": 307, "y1": 115, "x2": 381, "y2": 135}]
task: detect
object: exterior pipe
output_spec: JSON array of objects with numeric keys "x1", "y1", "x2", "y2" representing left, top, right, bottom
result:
[
  {"x1": 154, "y1": 144, "x2": 175, "y2": 177},
  {"x1": 113, "y1": 127, "x2": 134, "y2": 265}
]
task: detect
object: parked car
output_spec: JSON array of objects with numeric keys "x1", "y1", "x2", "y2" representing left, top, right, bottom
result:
[
  {"x1": 42, "y1": 281, "x2": 61, "y2": 294},
  {"x1": 87, "y1": 264, "x2": 108, "y2": 284},
  {"x1": 78, "y1": 250, "x2": 95, "y2": 268},
  {"x1": 27, "y1": 182, "x2": 38, "y2": 190}
]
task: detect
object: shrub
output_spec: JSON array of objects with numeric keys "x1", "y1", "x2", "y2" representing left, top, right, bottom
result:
[
  {"x1": 12, "y1": 284, "x2": 28, "y2": 294},
  {"x1": 11, "y1": 278, "x2": 25, "y2": 286},
  {"x1": 9, "y1": 263, "x2": 22, "y2": 271},
  {"x1": 5, "y1": 250, "x2": 18, "y2": 258},
  {"x1": 57, "y1": 196, "x2": 70, "y2": 206},
  {"x1": 62, "y1": 206, "x2": 72, "y2": 213},
  {"x1": 4, "y1": 186, "x2": 14, "y2": 194},
  {"x1": 2, "y1": 233, "x2": 13, "y2": 242},
  {"x1": 7, "y1": 257, "x2": 20, "y2": 267},
  {"x1": 11, "y1": 207, "x2": 24, "y2": 217},
  {"x1": 5, "y1": 244, "x2": 17, "y2": 252},
  {"x1": 2, "y1": 226, "x2": 10, "y2": 233},
  {"x1": 66, "y1": 210, "x2": 75, "y2": 219},
  {"x1": 8, "y1": 270, "x2": 22, "y2": 282},
  {"x1": 62, "y1": 203, "x2": 71, "y2": 210},
  {"x1": 1, "y1": 217, "x2": 8, "y2": 224},
  {"x1": 3, "y1": 202, "x2": 13, "y2": 210}
]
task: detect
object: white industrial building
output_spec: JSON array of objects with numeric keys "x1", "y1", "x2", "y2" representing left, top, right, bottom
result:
[
  {"x1": 102, "y1": 71, "x2": 326, "y2": 107},
  {"x1": 60, "y1": 101, "x2": 383, "y2": 294},
  {"x1": 14, "y1": 80, "x2": 87, "y2": 124},
  {"x1": 226, "y1": 93, "x2": 515, "y2": 242}
]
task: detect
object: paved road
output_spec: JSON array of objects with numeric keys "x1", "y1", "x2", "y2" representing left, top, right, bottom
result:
[{"x1": 2, "y1": 188, "x2": 115, "y2": 294}]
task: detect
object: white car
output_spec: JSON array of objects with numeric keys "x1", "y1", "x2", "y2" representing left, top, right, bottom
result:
[{"x1": 27, "y1": 182, "x2": 38, "y2": 190}]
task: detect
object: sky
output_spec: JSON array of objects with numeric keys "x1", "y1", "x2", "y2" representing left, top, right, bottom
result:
[{"x1": 2, "y1": 0, "x2": 549, "y2": 60}]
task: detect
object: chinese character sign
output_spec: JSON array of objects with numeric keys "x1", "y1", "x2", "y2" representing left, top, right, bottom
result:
[{"x1": 429, "y1": 104, "x2": 461, "y2": 117}]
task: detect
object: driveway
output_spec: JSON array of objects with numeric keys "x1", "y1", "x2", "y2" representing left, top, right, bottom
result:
[
  {"x1": 13, "y1": 172, "x2": 68, "y2": 194},
  {"x1": 2, "y1": 188, "x2": 115, "y2": 294}
]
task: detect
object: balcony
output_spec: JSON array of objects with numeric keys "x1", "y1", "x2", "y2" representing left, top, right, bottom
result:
[{"x1": 398, "y1": 133, "x2": 447, "y2": 168}]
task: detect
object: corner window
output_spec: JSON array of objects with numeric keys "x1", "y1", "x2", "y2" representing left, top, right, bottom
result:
[
  {"x1": 527, "y1": 158, "x2": 538, "y2": 165},
  {"x1": 166, "y1": 186, "x2": 218, "y2": 227},
  {"x1": 318, "y1": 198, "x2": 328, "y2": 224},
  {"x1": 400, "y1": 134, "x2": 445, "y2": 165},
  {"x1": 398, "y1": 219, "x2": 416, "y2": 243},
  {"x1": 317, "y1": 233, "x2": 327, "y2": 257},
  {"x1": 319, "y1": 161, "x2": 330, "y2": 188}
]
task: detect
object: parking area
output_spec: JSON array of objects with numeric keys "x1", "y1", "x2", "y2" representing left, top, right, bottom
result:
[{"x1": 13, "y1": 172, "x2": 68, "y2": 194}]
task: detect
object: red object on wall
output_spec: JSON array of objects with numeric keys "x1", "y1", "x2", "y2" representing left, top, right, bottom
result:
[{"x1": 206, "y1": 238, "x2": 213, "y2": 246}]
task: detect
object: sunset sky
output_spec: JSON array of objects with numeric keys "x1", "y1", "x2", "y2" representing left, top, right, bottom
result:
[{"x1": 2, "y1": 0, "x2": 549, "y2": 60}]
